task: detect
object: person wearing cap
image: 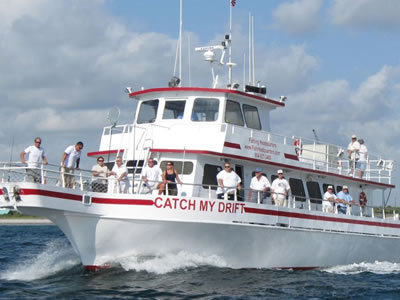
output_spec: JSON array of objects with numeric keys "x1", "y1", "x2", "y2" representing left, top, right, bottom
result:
[
  {"x1": 271, "y1": 170, "x2": 290, "y2": 207},
  {"x1": 336, "y1": 185, "x2": 353, "y2": 214},
  {"x1": 357, "y1": 139, "x2": 368, "y2": 178},
  {"x1": 347, "y1": 135, "x2": 360, "y2": 176},
  {"x1": 216, "y1": 163, "x2": 242, "y2": 200},
  {"x1": 248, "y1": 168, "x2": 271, "y2": 204},
  {"x1": 323, "y1": 186, "x2": 337, "y2": 213}
]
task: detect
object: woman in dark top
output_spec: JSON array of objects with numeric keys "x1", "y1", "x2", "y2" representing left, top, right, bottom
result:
[{"x1": 159, "y1": 161, "x2": 182, "y2": 196}]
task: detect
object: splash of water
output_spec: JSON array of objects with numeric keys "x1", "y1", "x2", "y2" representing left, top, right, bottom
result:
[
  {"x1": 323, "y1": 261, "x2": 400, "y2": 275},
  {"x1": 1, "y1": 239, "x2": 80, "y2": 281},
  {"x1": 117, "y1": 251, "x2": 228, "y2": 274}
]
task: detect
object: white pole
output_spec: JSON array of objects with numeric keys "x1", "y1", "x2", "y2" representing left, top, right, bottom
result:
[
  {"x1": 179, "y1": 0, "x2": 183, "y2": 86},
  {"x1": 188, "y1": 35, "x2": 191, "y2": 86},
  {"x1": 243, "y1": 53, "x2": 246, "y2": 90},
  {"x1": 252, "y1": 15, "x2": 255, "y2": 86},
  {"x1": 248, "y1": 13, "x2": 251, "y2": 85},
  {"x1": 228, "y1": 0, "x2": 233, "y2": 86}
]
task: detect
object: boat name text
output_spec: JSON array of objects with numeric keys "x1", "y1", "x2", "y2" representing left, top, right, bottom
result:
[{"x1": 154, "y1": 197, "x2": 245, "y2": 214}]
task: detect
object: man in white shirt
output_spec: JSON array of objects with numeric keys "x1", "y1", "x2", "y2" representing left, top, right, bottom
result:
[
  {"x1": 110, "y1": 156, "x2": 130, "y2": 193},
  {"x1": 61, "y1": 141, "x2": 84, "y2": 188},
  {"x1": 271, "y1": 170, "x2": 290, "y2": 207},
  {"x1": 248, "y1": 168, "x2": 271, "y2": 204},
  {"x1": 20, "y1": 137, "x2": 48, "y2": 182},
  {"x1": 357, "y1": 139, "x2": 368, "y2": 178},
  {"x1": 140, "y1": 157, "x2": 162, "y2": 194},
  {"x1": 347, "y1": 134, "x2": 360, "y2": 176},
  {"x1": 216, "y1": 163, "x2": 241, "y2": 200},
  {"x1": 323, "y1": 185, "x2": 337, "y2": 213}
]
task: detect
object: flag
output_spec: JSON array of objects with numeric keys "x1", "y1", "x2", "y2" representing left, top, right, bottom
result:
[{"x1": 231, "y1": 0, "x2": 236, "y2": 7}]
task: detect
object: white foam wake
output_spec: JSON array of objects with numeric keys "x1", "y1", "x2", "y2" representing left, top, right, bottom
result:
[
  {"x1": 323, "y1": 261, "x2": 400, "y2": 275},
  {"x1": 1, "y1": 239, "x2": 80, "y2": 281},
  {"x1": 118, "y1": 251, "x2": 228, "y2": 274}
]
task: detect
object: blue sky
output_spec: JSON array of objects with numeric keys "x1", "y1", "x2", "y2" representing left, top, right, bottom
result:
[{"x1": 0, "y1": 0, "x2": 399, "y2": 202}]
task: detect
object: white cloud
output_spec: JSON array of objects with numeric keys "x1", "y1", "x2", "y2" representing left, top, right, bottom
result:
[
  {"x1": 272, "y1": 0, "x2": 323, "y2": 35},
  {"x1": 331, "y1": 0, "x2": 400, "y2": 29}
]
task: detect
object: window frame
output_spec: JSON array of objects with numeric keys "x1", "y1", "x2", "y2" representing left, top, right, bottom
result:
[
  {"x1": 243, "y1": 104, "x2": 261, "y2": 130},
  {"x1": 225, "y1": 99, "x2": 244, "y2": 126}
]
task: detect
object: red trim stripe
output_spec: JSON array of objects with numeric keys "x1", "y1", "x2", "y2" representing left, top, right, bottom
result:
[
  {"x1": 284, "y1": 153, "x2": 299, "y2": 161},
  {"x1": 244, "y1": 207, "x2": 400, "y2": 229},
  {"x1": 87, "y1": 150, "x2": 124, "y2": 157},
  {"x1": 17, "y1": 188, "x2": 400, "y2": 230},
  {"x1": 128, "y1": 87, "x2": 284, "y2": 107},
  {"x1": 224, "y1": 142, "x2": 241, "y2": 150},
  {"x1": 149, "y1": 148, "x2": 395, "y2": 189}
]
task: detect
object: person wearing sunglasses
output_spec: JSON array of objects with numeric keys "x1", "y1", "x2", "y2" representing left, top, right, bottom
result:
[
  {"x1": 216, "y1": 163, "x2": 241, "y2": 200},
  {"x1": 91, "y1": 156, "x2": 109, "y2": 192},
  {"x1": 159, "y1": 161, "x2": 182, "y2": 196},
  {"x1": 20, "y1": 137, "x2": 48, "y2": 183}
]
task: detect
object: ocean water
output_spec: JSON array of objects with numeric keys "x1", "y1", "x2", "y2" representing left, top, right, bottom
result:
[{"x1": 0, "y1": 226, "x2": 400, "y2": 299}]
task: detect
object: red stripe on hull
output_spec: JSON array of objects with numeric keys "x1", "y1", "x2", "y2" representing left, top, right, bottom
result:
[
  {"x1": 244, "y1": 207, "x2": 400, "y2": 229},
  {"x1": 150, "y1": 148, "x2": 394, "y2": 189},
  {"x1": 224, "y1": 142, "x2": 241, "y2": 149},
  {"x1": 284, "y1": 153, "x2": 299, "y2": 161}
]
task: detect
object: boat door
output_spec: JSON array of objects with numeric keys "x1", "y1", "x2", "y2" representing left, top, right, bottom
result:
[{"x1": 234, "y1": 164, "x2": 244, "y2": 201}]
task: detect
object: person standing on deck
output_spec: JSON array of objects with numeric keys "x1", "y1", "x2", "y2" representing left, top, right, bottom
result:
[
  {"x1": 357, "y1": 139, "x2": 368, "y2": 178},
  {"x1": 271, "y1": 170, "x2": 290, "y2": 207},
  {"x1": 347, "y1": 134, "x2": 360, "y2": 176},
  {"x1": 20, "y1": 137, "x2": 48, "y2": 183},
  {"x1": 248, "y1": 168, "x2": 270, "y2": 204},
  {"x1": 216, "y1": 163, "x2": 242, "y2": 200},
  {"x1": 110, "y1": 156, "x2": 130, "y2": 193},
  {"x1": 337, "y1": 185, "x2": 354, "y2": 214},
  {"x1": 141, "y1": 157, "x2": 162, "y2": 194},
  {"x1": 61, "y1": 141, "x2": 83, "y2": 188},
  {"x1": 323, "y1": 186, "x2": 337, "y2": 213}
]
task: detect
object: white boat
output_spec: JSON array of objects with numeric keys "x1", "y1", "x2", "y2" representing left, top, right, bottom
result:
[{"x1": 0, "y1": 5, "x2": 397, "y2": 270}]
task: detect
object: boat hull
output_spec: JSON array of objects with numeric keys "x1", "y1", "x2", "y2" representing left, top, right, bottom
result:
[{"x1": 2, "y1": 183, "x2": 400, "y2": 269}]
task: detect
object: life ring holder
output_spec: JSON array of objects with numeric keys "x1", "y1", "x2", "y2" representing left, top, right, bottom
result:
[{"x1": 294, "y1": 139, "x2": 303, "y2": 156}]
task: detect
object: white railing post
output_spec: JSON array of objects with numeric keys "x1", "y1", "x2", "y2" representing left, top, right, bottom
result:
[
  {"x1": 61, "y1": 168, "x2": 66, "y2": 188},
  {"x1": 80, "y1": 171, "x2": 83, "y2": 191},
  {"x1": 383, "y1": 209, "x2": 386, "y2": 220},
  {"x1": 41, "y1": 164, "x2": 45, "y2": 184},
  {"x1": 257, "y1": 191, "x2": 260, "y2": 204},
  {"x1": 346, "y1": 204, "x2": 351, "y2": 216},
  {"x1": 372, "y1": 207, "x2": 375, "y2": 218},
  {"x1": 308, "y1": 199, "x2": 311, "y2": 211},
  {"x1": 334, "y1": 204, "x2": 338, "y2": 214},
  {"x1": 208, "y1": 186, "x2": 212, "y2": 200}
]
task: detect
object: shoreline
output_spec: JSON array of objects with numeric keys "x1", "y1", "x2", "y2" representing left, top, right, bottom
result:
[{"x1": 0, "y1": 218, "x2": 53, "y2": 225}]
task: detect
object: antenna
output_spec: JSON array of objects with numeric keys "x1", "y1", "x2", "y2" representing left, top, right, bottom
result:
[
  {"x1": 9, "y1": 135, "x2": 14, "y2": 162},
  {"x1": 107, "y1": 106, "x2": 120, "y2": 163},
  {"x1": 179, "y1": 0, "x2": 182, "y2": 86},
  {"x1": 188, "y1": 35, "x2": 191, "y2": 86},
  {"x1": 312, "y1": 129, "x2": 320, "y2": 141}
]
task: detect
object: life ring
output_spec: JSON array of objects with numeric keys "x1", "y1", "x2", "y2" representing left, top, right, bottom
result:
[
  {"x1": 294, "y1": 139, "x2": 303, "y2": 156},
  {"x1": 359, "y1": 192, "x2": 367, "y2": 207}
]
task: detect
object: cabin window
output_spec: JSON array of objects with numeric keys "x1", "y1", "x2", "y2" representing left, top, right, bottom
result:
[
  {"x1": 191, "y1": 98, "x2": 219, "y2": 121},
  {"x1": 322, "y1": 184, "x2": 336, "y2": 194},
  {"x1": 289, "y1": 178, "x2": 306, "y2": 202},
  {"x1": 159, "y1": 161, "x2": 193, "y2": 175},
  {"x1": 225, "y1": 100, "x2": 244, "y2": 126},
  {"x1": 243, "y1": 104, "x2": 261, "y2": 130},
  {"x1": 137, "y1": 99, "x2": 159, "y2": 124},
  {"x1": 126, "y1": 160, "x2": 145, "y2": 174},
  {"x1": 163, "y1": 100, "x2": 186, "y2": 119},
  {"x1": 306, "y1": 181, "x2": 322, "y2": 203},
  {"x1": 336, "y1": 185, "x2": 343, "y2": 193},
  {"x1": 202, "y1": 164, "x2": 223, "y2": 190}
]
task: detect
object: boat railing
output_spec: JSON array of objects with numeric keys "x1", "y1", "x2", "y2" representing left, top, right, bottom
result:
[{"x1": 0, "y1": 163, "x2": 394, "y2": 221}]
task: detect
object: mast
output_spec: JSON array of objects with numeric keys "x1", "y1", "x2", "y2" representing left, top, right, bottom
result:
[
  {"x1": 179, "y1": 0, "x2": 183, "y2": 86},
  {"x1": 228, "y1": 0, "x2": 233, "y2": 86}
]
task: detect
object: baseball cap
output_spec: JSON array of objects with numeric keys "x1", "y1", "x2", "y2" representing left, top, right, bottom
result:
[
  {"x1": 277, "y1": 169, "x2": 283, "y2": 174},
  {"x1": 255, "y1": 168, "x2": 262, "y2": 172},
  {"x1": 351, "y1": 134, "x2": 357, "y2": 139},
  {"x1": 327, "y1": 185, "x2": 333, "y2": 189},
  {"x1": 343, "y1": 185, "x2": 348, "y2": 190}
]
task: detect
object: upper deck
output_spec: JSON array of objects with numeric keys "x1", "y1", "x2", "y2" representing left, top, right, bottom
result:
[{"x1": 90, "y1": 87, "x2": 395, "y2": 189}]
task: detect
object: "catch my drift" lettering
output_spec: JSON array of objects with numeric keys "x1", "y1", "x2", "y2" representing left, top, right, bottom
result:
[{"x1": 154, "y1": 197, "x2": 245, "y2": 214}]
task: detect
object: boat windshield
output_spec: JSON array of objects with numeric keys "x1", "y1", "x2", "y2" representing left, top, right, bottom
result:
[
  {"x1": 137, "y1": 99, "x2": 159, "y2": 124},
  {"x1": 163, "y1": 100, "x2": 186, "y2": 119},
  {"x1": 191, "y1": 98, "x2": 219, "y2": 121}
]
